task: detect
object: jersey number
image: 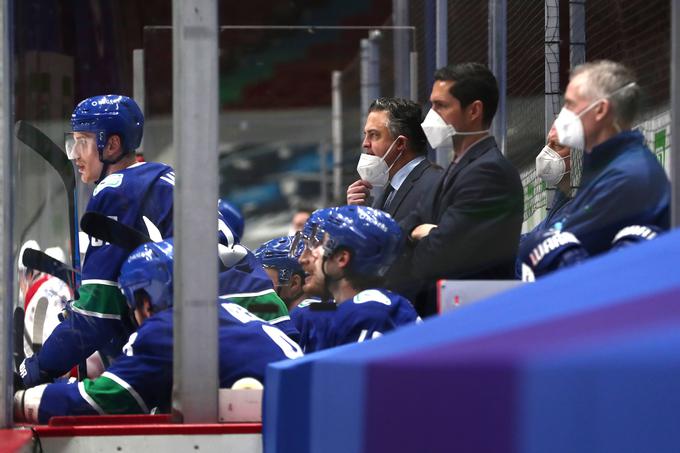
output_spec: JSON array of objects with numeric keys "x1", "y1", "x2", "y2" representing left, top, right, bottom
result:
[{"x1": 261, "y1": 324, "x2": 303, "y2": 359}]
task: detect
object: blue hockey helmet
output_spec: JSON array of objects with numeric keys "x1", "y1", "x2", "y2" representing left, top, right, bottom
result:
[
  {"x1": 301, "y1": 208, "x2": 332, "y2": 245},
  {"x1": 218, "y1": 199, "x2": 245, "y2": 243},
  {"x1": 520, "y1": 229, "x2": 588, "y2": 280},
  {"x1": 318, "y1": 205, "x2": 403, "y2": 278},
  {"x1": 611, "y1": 224, "x2": 661, "y2": 250},
  {"x1": 254, "y1": 236, "x2": 304, "y2": 284},
  {"x1": 119, "y1": 239, "x2": 174, "y2": 312},
  {"x1": 70, "y1": 95, "x2": 144, "y2": 159}
]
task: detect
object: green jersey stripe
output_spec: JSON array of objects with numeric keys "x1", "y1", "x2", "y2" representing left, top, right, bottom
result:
[
  {"x1": 82, "y1": 375, "x2": 145, "y2": 414},
  {"x1": 73, "y1": 283, "x2": 128, "y2": 317}
]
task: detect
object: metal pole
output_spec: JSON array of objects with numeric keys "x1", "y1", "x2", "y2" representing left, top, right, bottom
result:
[
  {"x1": 435, "y1": 0, "x2": 447, "y2": 69},
  {"x1": 132, "y1": 49, "x2": 146, "y2": 155},
  {"x1": 569, "y1": 0, "x2": 586, "y2": 68},
  {"x1": 672, "y1": 0, "x2": 680, "y2": 227},
  {"x1": 488, "y1": 0, "x2": 507, "y2": 154},
  {"x1": 172, "y1": 0, "x2": 219, "y2": 423},
  {"x1": 319, "y1": 141, "x2": 329, "y2": 206},
  {"x1": 0, "y1": 0, "x2": 13, "y2": 429},
  {"x1": 331, "y1": 70, "x2": 343, "y2": 202},
  {"x1": 545, "y1": 0, "x2": 560, "y2": 134},
  {"x1": 434, "y1": 0, "x2": 450, "y2": 167},
  {"x1": 393, "y1": 0, "x2": 410, "y2": 98},
  {"x1": 360, "y1": 32, "x2": 381, "y2": 135},
  {"x1": 409, "y1": 51, "x2": 419, "y2": 102}
]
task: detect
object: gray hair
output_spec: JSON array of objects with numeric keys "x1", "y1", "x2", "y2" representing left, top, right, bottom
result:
[{"x1": 571, "y1": 60, "x2": 640, "y2": 127}]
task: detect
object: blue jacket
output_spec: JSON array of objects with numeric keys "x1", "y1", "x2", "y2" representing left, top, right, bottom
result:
[{"x1": 542, "y1": 130, "x2": 669, "y2": 255}]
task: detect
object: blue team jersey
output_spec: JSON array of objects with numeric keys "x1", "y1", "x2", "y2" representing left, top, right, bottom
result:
[
  {"x1": 83, "y1": 162, "x2": 175, "y2": 283},
  {"x1": 218, "y1": 248, "x2": 298, "y2": 339},
  {"x1": 21, "y1": 162, "x2": 175, "y2": 387},
  {"x1": 34, "y1": 302, "x2": 302, "y2": 422},
  {"x1": 290, "y1": 290, "x2": 420, "y2": 353}
]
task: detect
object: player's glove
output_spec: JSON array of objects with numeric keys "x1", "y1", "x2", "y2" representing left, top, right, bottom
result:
[{"x1": 19, "y1": 355, "x2": 52, "y2": 388}]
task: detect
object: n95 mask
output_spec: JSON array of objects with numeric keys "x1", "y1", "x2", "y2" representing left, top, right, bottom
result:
[
  {"x1": 420, "y1": 108, "x2": 490, "y2": 149},
  {"x1": 356, "y1": 136, "x2": 402, "y2": 188},
  {"x1": 535, "y1": 145, "x2": 568, "y2": 187}
]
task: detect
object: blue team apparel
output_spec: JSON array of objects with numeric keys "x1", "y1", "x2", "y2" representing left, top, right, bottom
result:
[
  {"x1": 71, "y1": 95, "x2": 144, "y2": 156},
  {"x1": 23, "y1": 162, "x2": 174, "y2": 386},
  {"x1": 544, "y1": 130, "x2": 669, "y2": 255},
  {"x1": 218, "y1": 249, "x2": 297, "y2": 339},
  {"x1": 32, "y1": 302, "x2": 302, "y2": 422},
  {"x1": 290, "y1": 289, "x2": 420, "y2": 353}
]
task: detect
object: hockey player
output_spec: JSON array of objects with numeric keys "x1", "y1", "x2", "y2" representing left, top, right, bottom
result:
[
  {"x1": 218, "y1": 198, "x2": 244, "y2": 243},
  {"x1": 291, "y1": 206, "x2": 420, "y2": 353},
  {"x1": 13, "y1": 239, "x2": 302, "y2": 423},
  {"x1": 217, "y1": 242, "x2": 298, "y2": 340},
  {"x1": 254, "y1": 236, "x2": 309, "y2": 311},
  {"x1": 20, "y1": 95, "x2": 175, "y2": 388}
]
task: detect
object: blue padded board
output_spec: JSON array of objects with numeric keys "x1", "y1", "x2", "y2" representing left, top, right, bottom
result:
[{"x1": 265, "y1": 228, "x2": 680, "y2": 453}]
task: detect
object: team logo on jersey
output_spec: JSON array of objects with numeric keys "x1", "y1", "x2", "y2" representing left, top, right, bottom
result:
[{"x1": 93, "y1": 173, "x2": 124, "y2": 196}]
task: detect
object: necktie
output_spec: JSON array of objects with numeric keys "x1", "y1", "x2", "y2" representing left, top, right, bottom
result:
[{"x1": 380, "y1": 184, "x2": 395, "y2": 211}]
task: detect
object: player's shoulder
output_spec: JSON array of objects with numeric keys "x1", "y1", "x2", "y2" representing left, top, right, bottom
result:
[
  {"x1": 135, "y1": 309, "x2": 173, "y2": 344},
  {"x1": 291, "y1": 299, "x2": 335, "y2": 319},
  {"x1": 349, "y1": 288, "x2": 399, "y2": 307},
  {"x1": 295, "y1": 298, "x2": 323, "y2": 310},
  {"x1": 91, "y1": 162, "x2": 174, "y2": 199}
]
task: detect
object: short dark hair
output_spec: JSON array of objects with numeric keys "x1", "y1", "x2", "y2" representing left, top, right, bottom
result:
[
  {"x1": 434, "y1": 63, "x2": 499, "y2": 127},
  {"x1": 368, "y1": 97, "x2": 427, "y2": 154},
  {"x1": 333, "y1": 247, "x2": 384, "y2": 291}
]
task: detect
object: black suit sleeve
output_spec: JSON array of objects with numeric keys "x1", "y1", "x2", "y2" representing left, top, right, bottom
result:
[{"x1": 411, "y1": 159, "x2": 523, "y2": 280}]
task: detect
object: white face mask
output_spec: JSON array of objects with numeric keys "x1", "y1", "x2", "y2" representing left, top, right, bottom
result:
[
  {"x1": 356, "y1": 136, "x2": 403, "y2": 188},
  {"x1": 420, "y1": 108, "x2": 490, "y2": 149},
  {"x1": 555, "y1": 81, "x2": 637, "y2": 150},
  {"x1": 535, "y1": 145, "x2": 569, "y2": 187},
  {"x1": 553, "y1": 101, "x2": 600, "y2": 150}
]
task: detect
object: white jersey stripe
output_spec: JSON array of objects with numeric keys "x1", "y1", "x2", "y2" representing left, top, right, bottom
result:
[
  {"x1": 219, "y1": 288, "x2": 277, "y2": 299},
  {"x1": 71, "y1": 306, "x2": 121, "y2": 320},
  {"x1": 81, "y1": 279, "x2": 119, "y2": 287},
  {"x1": 78, "y1": 382, "x2": 105, "y2": 415}
]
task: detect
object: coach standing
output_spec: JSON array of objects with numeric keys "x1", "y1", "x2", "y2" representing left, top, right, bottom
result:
[{"x1": 401, "y1": 63, "x2": 524, "y2": 316}]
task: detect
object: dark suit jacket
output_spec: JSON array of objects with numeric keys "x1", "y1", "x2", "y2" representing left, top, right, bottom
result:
[
  {"x1": 401, "y1": 136, "x2": 524, "y2": 285},
  {"x1": 373, "y1": 158, "x2": 443, "y2": 302},
  {"x1": 371, "y1": 158, "x2": 443, "y2": 221}
]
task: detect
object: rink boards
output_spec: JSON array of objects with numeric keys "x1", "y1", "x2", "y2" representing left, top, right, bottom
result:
[{"x1": 264, "y1": 228, "x2": 680, "y2": 453}]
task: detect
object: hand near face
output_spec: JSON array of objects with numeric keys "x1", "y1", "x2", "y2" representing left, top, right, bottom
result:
[{"x1": 346, "y1": 179, "x2": 373, "y2": 206}]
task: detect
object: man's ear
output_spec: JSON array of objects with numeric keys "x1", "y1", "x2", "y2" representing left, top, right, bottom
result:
[
  {"x1": 335, "y1": 249, "x2": 352, "y2": 270},
  {"x1": 291, "y1": 273, "x2": 303, "y2": 291},
  {"x1": 103, "y1": 135, "x2": 122, "y2": 160},
  {"x1": 595, "y1": 99, "x2": 612, "y2": 122},
  {"x1": 467, "y1": 100, "x2": 484, "y2": 125},
  {"x1": 143, "y1": 297, "x2": 153, "y2": 318}
]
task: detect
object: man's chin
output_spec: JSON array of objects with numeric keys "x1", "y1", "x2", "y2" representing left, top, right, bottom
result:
[{"x1": 302, "y1": 282, "x2": 323, "y2": 298}]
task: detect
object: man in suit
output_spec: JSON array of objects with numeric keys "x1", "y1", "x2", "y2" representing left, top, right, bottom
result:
[
  {"x1": 401, "y1": 63, "x2": 524, "y2": 316},
  {"x1": 347, "y1": 97, "x2": 441, "y2": 219},
  {"x1": 346, "y1": 97, "x2": 442, "y2": 303}
]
